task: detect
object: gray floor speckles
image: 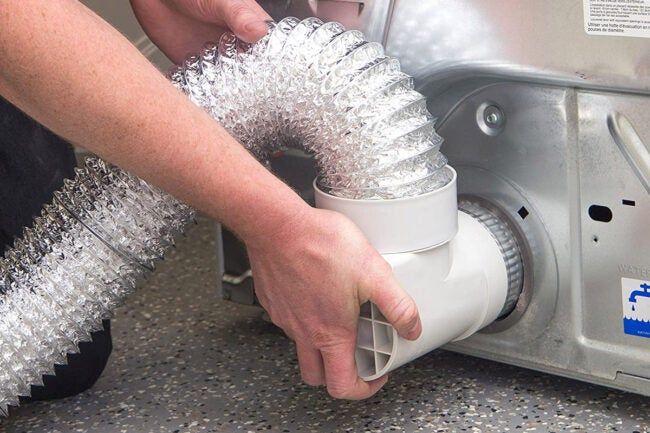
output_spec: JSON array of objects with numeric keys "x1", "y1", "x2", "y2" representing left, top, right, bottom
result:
[{"x1": 2, "y1": 218, "x2": 650, "y2": 433}]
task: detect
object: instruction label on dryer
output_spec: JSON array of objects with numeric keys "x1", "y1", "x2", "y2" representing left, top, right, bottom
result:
[
  {"x1": 584, "y1": 0, "x2": 650, "y2": 38},
  {"x1": 622, "y1": 277, "x2": 650, "y2": 338}
]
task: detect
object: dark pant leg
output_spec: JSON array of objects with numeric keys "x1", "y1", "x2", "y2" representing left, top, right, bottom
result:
[{"x1": 0, "y1": 96, "x2": 113, "y2": 400}]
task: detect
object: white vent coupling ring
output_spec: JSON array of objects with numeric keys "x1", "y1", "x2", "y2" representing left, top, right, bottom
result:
[{"x1": 314, "y1": 166, "x2": 458, "y2": 255}]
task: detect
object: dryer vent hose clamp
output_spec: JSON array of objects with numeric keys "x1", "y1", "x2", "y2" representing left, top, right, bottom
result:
[{"x1": 0, "y1": 17, "x2": 523, "y2": 414}]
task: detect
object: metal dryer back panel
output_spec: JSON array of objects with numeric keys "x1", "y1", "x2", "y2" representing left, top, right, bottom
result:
[{"x1": 258, "y1": 0, "x2": 650, "y2": 395}]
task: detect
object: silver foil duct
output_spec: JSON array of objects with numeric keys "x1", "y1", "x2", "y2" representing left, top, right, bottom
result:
[
  {"x1": 0, "y1": 18, "x2": 449, "y2": 415},
  {"x1": 168, "y1": 17, "x2": 450, "y2": 199},
  {"x1": 0, "y1": 159, "x2": 193, "y2": 415}
]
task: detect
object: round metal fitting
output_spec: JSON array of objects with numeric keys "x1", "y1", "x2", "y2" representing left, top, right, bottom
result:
[
  {"x1": 485, "y1": 106, "x2": 503, "y2": 126},
  {"x1": 476, "y1": 103, "x2": 506, "y2": 136},
  {"x1": 458, "y1": 198, "x2": 525, "y2": 318}
]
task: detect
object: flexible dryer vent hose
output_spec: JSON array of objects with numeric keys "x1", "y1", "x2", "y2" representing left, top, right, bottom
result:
[
  {"x1": 0, "y1": 18, "x2": 450, "y2": 414},
  {"x1": 168, "y1": 17, "x2": 450, "y2": 199}
]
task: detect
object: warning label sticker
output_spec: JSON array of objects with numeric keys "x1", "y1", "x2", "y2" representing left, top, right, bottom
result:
[
  {"x1": 584, "y1": 0, "x2": 650, "y2": 38},
  {"x1": 622, "y1": 277, "x2": 650, "y2": 338}
]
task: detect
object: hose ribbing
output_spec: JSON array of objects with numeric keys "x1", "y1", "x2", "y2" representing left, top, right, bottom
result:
[
  {"x1": 168, "y1": 17, "x2": 450, "y2": 199},
  {"x1": 458, "y1": 199, "x2": 524, "y2": 318},
  {"x1": 0, "y1": 18, "x2": 450, "y2": 415},
  {"x1": 0, "y1": 159, "x2": 193, "y2": 415}
]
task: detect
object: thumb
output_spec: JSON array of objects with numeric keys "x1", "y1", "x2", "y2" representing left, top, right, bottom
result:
[
  {"x1": 360, "y1": 257, "x2": 422, "y2": 340},
  {"x1": 221, "y1": 0, "x2": 271, "y2": 43},
  {"x1": 173, "y1": 0, "x2": 272, "y2": 43}
]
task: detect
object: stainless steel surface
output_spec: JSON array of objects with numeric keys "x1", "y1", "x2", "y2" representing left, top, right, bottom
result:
[
  {"x1": 576, "y1": 91, "x2": 650, "y2": 386},
  {"x1": 272, "y1": 0, "x2": 650, "y2": 93},
  {"x1": 265, "y1": 0, "x2": 650, "y2": 396},
  {"x1": 609, "y1": 111, "x2": 650, "y2": 193},
  {"x1": 425, "y1": 82, "x2": 650, "y2": 396},
  {"x1": 389, "y1": 0, "x2": 650, "y2": 94}
]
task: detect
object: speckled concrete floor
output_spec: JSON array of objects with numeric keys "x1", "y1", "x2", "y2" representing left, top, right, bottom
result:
[{"x1": 2, "y1": 218, "x2": 650, "y2": 433}]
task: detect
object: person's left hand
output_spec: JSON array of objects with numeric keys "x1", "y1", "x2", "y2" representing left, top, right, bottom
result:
[{"x1": 130, "y1": 0, "x2": 272, "y2": 63}]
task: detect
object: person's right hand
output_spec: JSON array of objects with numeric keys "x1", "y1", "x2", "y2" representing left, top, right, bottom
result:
[
  {"x1": 130, "y1": 0, "x2": 271, "y2": 63},
  {"x1": 244, "y1": 205, "x2": 422, "y2": 399},
  {"x1": 131, "y1": 0, "x2": 423, "y2": 401}
]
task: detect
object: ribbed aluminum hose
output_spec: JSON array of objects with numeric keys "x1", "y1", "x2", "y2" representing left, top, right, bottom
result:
[
  {"x1": 168, "y1": 17, "x2": 450, "y2": 199},
  {"x1": 0, "y1": 158, "x2": 193, "y2": 415},
  {"x1": 0, "y1": 18, "x2": 450, "y2": 415}
]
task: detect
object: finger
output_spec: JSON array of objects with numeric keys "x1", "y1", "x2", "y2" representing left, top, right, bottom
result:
[
  {"x1": 296, "y1": 343, "x2": 325, "y2": 386},
  {"x1": 131, "y1": 0, "x2": 226, "y2": 63},
  {"x1": 361, "y1": 259, "x2": 422, "y2": 340},
  {"x1": 320, "y1": 338, "x2": 387, "y2": 400},
  {"x1": 168, "y1": 0, "x2": 272, "y2": 43},
  {"x1": 221, "y1": 0, "x2": 272, "y2": 42}
]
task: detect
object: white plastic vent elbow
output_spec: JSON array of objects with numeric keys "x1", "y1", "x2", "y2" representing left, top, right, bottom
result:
[{"x1": 315, "y1": 167, "x2": 522, "y2": 380}]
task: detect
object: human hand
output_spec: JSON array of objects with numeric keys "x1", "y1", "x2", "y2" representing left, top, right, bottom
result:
[
  {"x1": 245, "y1": 206, "x2": 422, "y2": 399},
  {"x1": 130, "y1": 0, "x2": 271, "y2": 63}
]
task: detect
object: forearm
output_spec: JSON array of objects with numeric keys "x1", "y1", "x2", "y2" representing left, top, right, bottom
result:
[{"x1": 0, "y1": 0, "x2": 305, "y2": 241}]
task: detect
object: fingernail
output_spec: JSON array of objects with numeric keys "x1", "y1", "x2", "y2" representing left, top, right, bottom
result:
[
  {"x1": 243, "y1": 20, "x2": 271, "y2": 41},
  {"x1": 406, "y1": 319, "x2": 422, "y2": 340}
]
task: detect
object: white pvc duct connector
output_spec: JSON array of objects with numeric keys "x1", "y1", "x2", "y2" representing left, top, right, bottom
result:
[{"x1": 316, "y1": 167, "x2": 522, "y2": 380}]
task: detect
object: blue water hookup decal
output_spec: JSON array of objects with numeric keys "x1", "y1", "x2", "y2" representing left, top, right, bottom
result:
[{"x1": 622, "y1": 277, "x2": 650, "y2": 338}]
